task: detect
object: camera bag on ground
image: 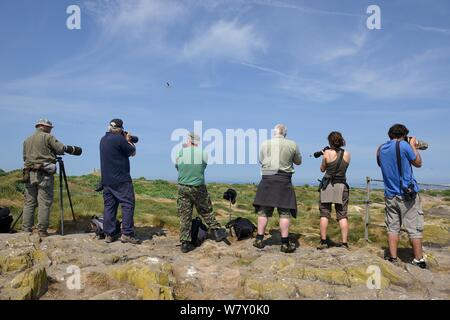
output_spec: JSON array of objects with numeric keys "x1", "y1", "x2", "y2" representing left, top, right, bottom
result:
[
  {"x1": 0, "y1": 207, "x2": 13, "y2": 233},
  {"x1": 191, "y1": 217, "x2": 208, "y2": 247},
  {"x1": 225, "y1": 217, "x2": 256, "y2": 240},
  {"x1": 90, "y1": 215, "x2": 121, "y2": 239}
]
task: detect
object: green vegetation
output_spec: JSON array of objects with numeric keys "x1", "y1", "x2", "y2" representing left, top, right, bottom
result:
[{"x1": 0, "y1": 171, "x2": 448, "y2": 248}]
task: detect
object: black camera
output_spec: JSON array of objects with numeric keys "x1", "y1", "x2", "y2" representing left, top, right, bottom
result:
[
  {"x1": 404, "y1": 136, "x2": 428, "y2": 150},
  {"x1": 403, "y1": 183, "x2": 417, "y2": 201},
  {"x1": 313, "y1": 146, "x2": 331, "y2": 158},
  {"x1": 64, "y1": 145, "x2": 82, "y2": 156},
  {"x1": 223, "y1": 188, "x2": 237, "y2": 204},
  {"x1": 122, "y1": 131, "x2": 139, "y2": 144}
]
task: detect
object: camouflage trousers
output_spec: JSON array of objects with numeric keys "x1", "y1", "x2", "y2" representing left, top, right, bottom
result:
[
  {"x1": 22, "y1": 171, "x2": 54, "y2": 232},
  {"x1": 177, "y1": 184, "x2": 221, "y2": 242}
]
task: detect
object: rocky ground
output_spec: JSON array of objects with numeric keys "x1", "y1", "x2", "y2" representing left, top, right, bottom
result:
[{"x1": 0, "y1": 227, "x2": 449, "y2": 300}]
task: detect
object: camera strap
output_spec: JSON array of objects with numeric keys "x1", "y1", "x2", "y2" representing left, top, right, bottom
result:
[
  {"x1": 396, "y1": 141, "x2": 404, "y2": 194},
  {"x1": 332, "y1": 149, "x2": 345, "y2": 179}
]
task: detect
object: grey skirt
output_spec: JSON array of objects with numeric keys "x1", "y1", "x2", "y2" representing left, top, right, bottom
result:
[{"x1": 253, "y1": 171, "x2": 297, "y2": 218}]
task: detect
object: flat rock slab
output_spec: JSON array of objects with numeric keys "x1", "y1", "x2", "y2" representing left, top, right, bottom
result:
[{"x1": 0, "y1": 232, "x2": 449, "y2": 300}]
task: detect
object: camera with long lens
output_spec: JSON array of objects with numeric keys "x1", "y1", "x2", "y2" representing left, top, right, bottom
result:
[
  {"x1": 405, "y1": 136, "x2": 428, "y2": 150},
  {"x1": 313, "y1": 146, "x2": 331, "y2": 158},
  {"x1": 122, "y1": 131, "x2": 139, "y2": 144},
  {"x1": 64, "y1": 145, "x2": 83, "y2": 156}
]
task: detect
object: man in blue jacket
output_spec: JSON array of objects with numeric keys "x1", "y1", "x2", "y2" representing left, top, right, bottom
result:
[
  {"x1": 100, "y1": 119, "x2": 141, "y2": 244},
  {"x1": 377, "y1": 124, "x2": 425, "y2": 268}
]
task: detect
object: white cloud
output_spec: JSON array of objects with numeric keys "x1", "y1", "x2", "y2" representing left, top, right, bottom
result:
[
  {"x1": 182, "y1": 20, "x2": 267, "y2": 61},
  {"x1": 85, "y1": 0, "x2": 185, "y2": 40},
  {"x1": 319, "y1": 32, "x2": 368, "y2": 62}
]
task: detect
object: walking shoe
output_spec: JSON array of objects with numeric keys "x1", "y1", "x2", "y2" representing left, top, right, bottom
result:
[
  {"x1": 385, "y1": 256, "x2": 398, "y2": 263},
  {"x1": 411, "y1": 258, "x2": 427, "y2": 269},
  {"x1": 120, "y1": 234, "x2": 142, "y2": 245},
  {"x1": 317, "y1": 239, "x2": 331, "y2": 250},
  {"x1": 181, "y1": 241, "x2": 196, "y2": 253},
  {"x1": 105, "y1": 234, "x2": 119, "y2": 243},
  {"x1": 212, "y1": 228, "x2": 228, "y2": 242},
  {"x1": 38, "y1": 230, "x2": 49, "y2": 238},
  {"x1": 338, "y1": 242, "x2": 349, "y2": 249},
  {"x1": 21, "y1": 228, "x2": 32, "y2": 234},
  {"x1": 253, "y1": 238, "x2": 265, "y2": 249},
  {"x1": 280, "y1": 242, "x2": 296, "y2": 253}
]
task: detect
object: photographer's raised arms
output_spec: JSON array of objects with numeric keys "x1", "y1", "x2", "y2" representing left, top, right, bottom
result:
[
  {"x1": 21, "y1": 119, "x2": 82, "y2": 237},
  {"x1": 19, "y1": 119, "x2": 428, "y2": 269}
]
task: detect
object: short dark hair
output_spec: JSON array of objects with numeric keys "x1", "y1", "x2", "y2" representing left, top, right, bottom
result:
[
  {"x1": 388, "y1": 124, "x2": 409, "y2": 139},
  {"x1": 328, "y1": 131, "x2": 346, "y2": 149}
]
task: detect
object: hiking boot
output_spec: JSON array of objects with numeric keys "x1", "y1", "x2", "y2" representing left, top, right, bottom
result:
[
  {"x1": 280, "y1": 242, "x2": 296, "y2": 253},
  {"x1": 120, "y1": 234, "x2": 142, "y2": 245},
  {"x1": 181, "y1": 241, "x2": 196, "y2": 253},
  {"x1": 105, "y1": 234, "x2": 119, "y2": 243},
  {"x1": 253, "y1": 238, "x2": 265, "y2": 249},
  {"x1": 212, "y1": 228, "x2": 228, "y2": 242},
  {"x1": 411, "y1": 258, "x2": 427, "y2": 269},
  {"x1": 38, "y1": 230, "x2": 49, "y2": 238},
  {"x1": 317, "y1": 239, "x2": 331, "y2": 250},
  {"x1": 385, "y1": 256, "x2": 399, "y2": 264},
  {"x1": 338, "y1": 242, "x2": 349, "y2": 249}
]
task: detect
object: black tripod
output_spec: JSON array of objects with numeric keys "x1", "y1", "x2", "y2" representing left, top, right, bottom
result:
[{"x1": 57, "y1": 157, "x2": 76, "y2": 235}]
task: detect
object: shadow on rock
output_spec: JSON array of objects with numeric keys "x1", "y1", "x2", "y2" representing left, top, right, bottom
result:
[
  {"x1": 264, "y1": 230, "x2": 300, "y2": 247},
  {"x1": 383, "y1": 247, "x2": 414, "y2": 262},
  {"x1": 135, "y1": 226, "x2": 167, "y2": 241}
]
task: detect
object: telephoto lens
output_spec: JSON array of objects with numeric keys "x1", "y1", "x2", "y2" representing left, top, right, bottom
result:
[
  {"x1": 313, "y1": 151, "x2": 324, "y2": 158},
  {"x1": 416, "y1": 140, "x2": 428, "y2": 150},
  {"x1": 64, "y1": 145, "x2": 83, "y2": 156}
]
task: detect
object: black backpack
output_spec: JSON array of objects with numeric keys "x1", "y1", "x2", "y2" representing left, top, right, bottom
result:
[
  {"x1": 191, "y1": 217, "x2": 208, "y2": 247},
  {"x1": 226, "y1": 217, "x2": 256, "y2": 240},
  {"x1": 90, "y1": 215, "x2": 121, "y2": 239},
  {"x1": 0, "y1": 207, "x2": 13, "y2": 233}
]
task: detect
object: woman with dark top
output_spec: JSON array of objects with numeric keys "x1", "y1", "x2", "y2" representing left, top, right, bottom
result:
[{"x1": 318, "y1": 132, "x2": 351, "y2": 249}]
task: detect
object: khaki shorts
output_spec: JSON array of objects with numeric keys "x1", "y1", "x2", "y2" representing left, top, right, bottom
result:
[
  {"x1": 257, "y1": 206, "x2": 292, "y2": 218},
  {"x1": 319, "y1": 187, "x2": 349, "y2": 221},
  {"x1": 385, "y1": 195, "x2": 424, "y2": 239}
]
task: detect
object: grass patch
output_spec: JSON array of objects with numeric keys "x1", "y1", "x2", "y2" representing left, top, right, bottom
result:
[{"x1": 0, "y1": 170, "x2": 447, "y2": 249}]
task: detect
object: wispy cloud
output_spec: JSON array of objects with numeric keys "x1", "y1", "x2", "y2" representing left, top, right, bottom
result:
[
  {"x1": 409, "y1": 24, "x2": 450, "y2": 36},
  {"x1": 182, "y1": 20, "x2": 267, "y2": 62},
  {"x1": 318, "y1": 32, "x2": 368, "y2": 62},
  {"x1": 252, "y1": 0, "x2": 362, "y2": 18}
]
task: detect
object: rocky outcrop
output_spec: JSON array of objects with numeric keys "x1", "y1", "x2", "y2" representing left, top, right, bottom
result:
[{"x1": 0, "y1": 231, "x2": 449, "y2": 300}]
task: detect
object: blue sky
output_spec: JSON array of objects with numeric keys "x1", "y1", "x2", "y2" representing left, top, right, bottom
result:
[{"x1": 1, "y1": 0, "x2": 449, "y2": 185}]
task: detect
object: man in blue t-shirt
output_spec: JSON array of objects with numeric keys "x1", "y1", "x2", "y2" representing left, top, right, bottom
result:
[
  {"x1": 100, "y1": 119, "x2": 141, "y2": 244},
  {"x1": 377, "y1": 124, "x2": 425, "y2": 268}
]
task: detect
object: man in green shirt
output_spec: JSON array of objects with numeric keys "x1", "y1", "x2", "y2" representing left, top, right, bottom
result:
[
  {"x1": 176, "y1": 132, "x2": 227, "y2": 253},
  {"x1": 22, "y1": 119, "x2": 66, "y2": 237}
]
